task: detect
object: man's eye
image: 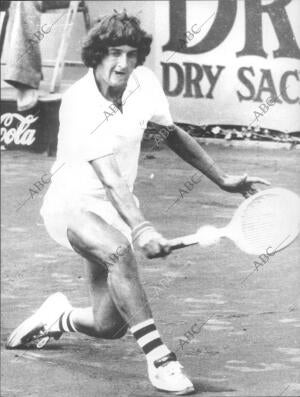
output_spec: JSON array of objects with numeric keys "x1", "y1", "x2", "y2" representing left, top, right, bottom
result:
[
  {"x1": 129, "y1": 52, "x2": 137, "y2": 58},
  {"x1": 110, "y1": 50, "x2": 121, "y2": 56}
]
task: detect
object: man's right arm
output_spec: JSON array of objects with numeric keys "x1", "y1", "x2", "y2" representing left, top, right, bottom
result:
[
  {"x1": 90, "y1": 154, "x2": 170, "y2": 258},
  {"x1": 90, "y1": 154, "x2": 145, "y2": 229}
]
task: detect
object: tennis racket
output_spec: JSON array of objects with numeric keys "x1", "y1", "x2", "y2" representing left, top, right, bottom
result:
[{"x1": 168, "y1": 188, "x2": 300, "y2": 255}]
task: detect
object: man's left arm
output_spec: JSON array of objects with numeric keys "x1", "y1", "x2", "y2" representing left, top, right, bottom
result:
[{"x1": 163, "y1": 124, "x2": 270, "y2": 198}]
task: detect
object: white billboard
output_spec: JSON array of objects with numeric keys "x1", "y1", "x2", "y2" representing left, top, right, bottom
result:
[{"x1": 153, "y1": 0, "x2": 300, "y2": 133}]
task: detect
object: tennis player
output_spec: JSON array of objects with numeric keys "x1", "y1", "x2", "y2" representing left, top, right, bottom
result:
[{"x1": 6, "y1": 11, "x2": 269, "y2": 395}]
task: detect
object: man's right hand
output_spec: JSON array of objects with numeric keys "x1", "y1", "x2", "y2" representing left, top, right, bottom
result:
[{"x1": 132, "y1": 222, "x2": 171, "y2": 259}]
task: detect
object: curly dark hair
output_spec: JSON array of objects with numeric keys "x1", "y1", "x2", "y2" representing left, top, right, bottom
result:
[{"x1": 81, "y1": 10, "x2": 152, "y2": 68}]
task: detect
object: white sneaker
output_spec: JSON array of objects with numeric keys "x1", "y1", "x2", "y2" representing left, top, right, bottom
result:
[
  {"x1": 148, "y1": 352, "x2": 195, "y2": 395},
  {"x1": 6, "y1": 292, "x2": 72, "y2": 349}
]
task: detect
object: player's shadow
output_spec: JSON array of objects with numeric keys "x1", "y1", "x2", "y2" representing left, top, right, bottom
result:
[
  {"x1": 7, "y1": 343, "x2": 64, "y2": 351},
  {"x1": 131, "y1": 381, "x2": 235, "y2": 397},
  {"x1": 193, "y1": 380, "x2": 236, "y2": 394}
]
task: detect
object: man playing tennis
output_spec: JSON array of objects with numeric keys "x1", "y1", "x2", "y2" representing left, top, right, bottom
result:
[{"x1": 6, "y1": 11, "x2": 269, "y2": 395}]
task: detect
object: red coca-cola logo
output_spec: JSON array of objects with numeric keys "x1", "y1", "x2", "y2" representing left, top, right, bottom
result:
[{"x1": 1, "y1": 113, "x2": 38, "y2": 146}]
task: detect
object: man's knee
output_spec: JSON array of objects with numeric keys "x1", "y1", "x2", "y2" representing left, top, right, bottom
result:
[
  {"x1": 107, "y1": 241, "x2": 135, "y2": 268},
  {"x1": 107, "y1": 249, "x2": 139, "y2": 285}
]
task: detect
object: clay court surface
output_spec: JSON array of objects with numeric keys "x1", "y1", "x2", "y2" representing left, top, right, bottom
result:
[{"x1": 1, "y1": 143, "x2": 300, "y2": 397}]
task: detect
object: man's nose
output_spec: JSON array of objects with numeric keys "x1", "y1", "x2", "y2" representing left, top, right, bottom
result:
[{"x1": 118, "y1": 53, "x2": 128, "y2": 69}]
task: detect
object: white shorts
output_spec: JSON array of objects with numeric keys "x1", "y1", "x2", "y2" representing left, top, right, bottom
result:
[{"x1": 40, "y1": 186, "x2": 135, "y2": 250}]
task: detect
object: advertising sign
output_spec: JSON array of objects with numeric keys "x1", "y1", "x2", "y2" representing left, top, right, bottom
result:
[{"x1": 154, "y1": 0, "x2": 300, "y2": 133}]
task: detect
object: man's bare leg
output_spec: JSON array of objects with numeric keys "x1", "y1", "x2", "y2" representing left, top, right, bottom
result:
[
  {"x1": 6, "y1": 208, "x2": 194, "y2": 394},
  {"x1": 67, "y1": 210, "x2": 153, "y2": 332},
  {"x1": 64, "y1": 210, "x2": 194, "y2": 394}
]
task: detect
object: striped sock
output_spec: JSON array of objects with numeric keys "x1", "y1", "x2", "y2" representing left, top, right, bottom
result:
[
  {"x1": 57, "y1": 310, "x2": 77, "y2": 333},
  {"x1": 130, "y1": 319, "x2": 171, "y2": 364}
]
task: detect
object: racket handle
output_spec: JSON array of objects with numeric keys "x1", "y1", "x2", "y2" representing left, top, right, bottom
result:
[
  {"x1": 168, "y1": 234, "x2": 199, "y2": 251},
  {"x1": 168, "y1": 226, "x2": 227, "y2": 251}
]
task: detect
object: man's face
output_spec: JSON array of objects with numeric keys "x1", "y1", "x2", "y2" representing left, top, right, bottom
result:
[{"x1": 95, "y1": 45, "x2": 138, "y2": 89}]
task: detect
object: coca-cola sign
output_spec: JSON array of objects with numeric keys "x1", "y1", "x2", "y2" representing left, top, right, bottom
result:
[{"x1": 1, "y1": 113, "x2": 38, "y2": 146}]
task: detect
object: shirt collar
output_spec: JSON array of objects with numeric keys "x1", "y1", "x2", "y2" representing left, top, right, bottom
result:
[{"x1": 86, "y1": 68, "x2": 140, "y2": 107}]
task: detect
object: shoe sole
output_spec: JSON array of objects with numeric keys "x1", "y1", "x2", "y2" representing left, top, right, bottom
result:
[{"x1": 155, "y1": 386, "x2": 195, "y2": 395}]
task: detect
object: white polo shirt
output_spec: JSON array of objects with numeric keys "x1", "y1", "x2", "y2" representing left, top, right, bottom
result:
[{"x1": 47, "y1": 66, "x2": 173, "y2": 200}]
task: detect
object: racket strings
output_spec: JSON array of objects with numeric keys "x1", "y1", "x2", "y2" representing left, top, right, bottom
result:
[{"x1": 240, "y1": 194, "x2": 299, "y2": 253}]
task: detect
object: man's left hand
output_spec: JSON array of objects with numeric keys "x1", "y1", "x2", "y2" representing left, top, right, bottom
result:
[{"x1": 220, "y1": 173, "x2": 270, "y2": 198}]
